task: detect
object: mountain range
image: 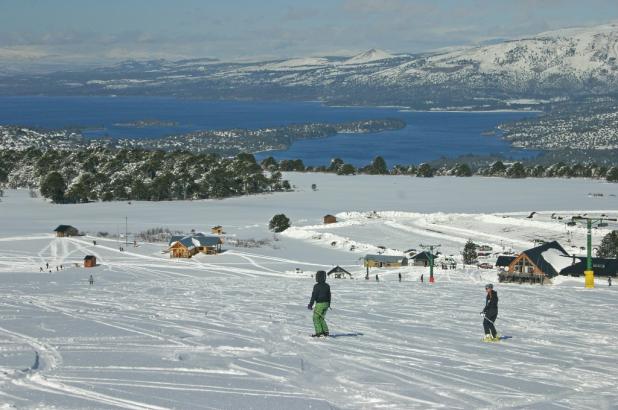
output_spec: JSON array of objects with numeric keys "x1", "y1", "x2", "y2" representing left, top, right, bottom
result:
[{"x1": 2, "y1": 23, "x2": 618, "y2": 109}]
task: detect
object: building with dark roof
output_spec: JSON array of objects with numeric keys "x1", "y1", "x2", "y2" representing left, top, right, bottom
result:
[
  {"x1": 410, "y1": 251, "x2": 436, "y2": 267},
  {"x1": 327, "y1": 265, "x2": 353, "y2": 279},
  {"x1": 84, "y1": 255, "x2": 97, "y2": 268},
  {"x1": 54, "y1": 225, "x2": 78, "y2": 237},
  {"x1": 495, "y1": 255, "x2": 516, "y2": 270},
  {"x1": 560, "y1": 257, "x2": 618, "y2": 277}
]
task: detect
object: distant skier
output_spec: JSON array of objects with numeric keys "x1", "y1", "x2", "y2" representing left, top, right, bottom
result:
[
  {"x1": 481, "y1": 283, "x2": 499, "y2": 341},
  {"x1": 89, "y1": 275, "x2": 94, "y2": 286},
  {"x1": 307, "y1": 270, "x2": 331, "y2": 337},
  {"x1": 46, "y1": 262, "x2": 49, "y2": 269},
  {"x1": 420, "y1": 274, "x2": 424, "y2": 283},
  {"x1": 398, "y1": 272, "x2": 402, "y2": 282},
  {"x1": 39, "y1": 267, "x2": 43, "y2": 272},
  {"x1": 93, "y1": 240, "x2": 97, "y2": 246},
  {"x1": 609, "y1": 277, "x2": 612, "y2": 287}
]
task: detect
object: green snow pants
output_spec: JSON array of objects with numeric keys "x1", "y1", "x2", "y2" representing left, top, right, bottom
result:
[{"x1": 313, "y1": 302, "x2": 329, "y2": 335}]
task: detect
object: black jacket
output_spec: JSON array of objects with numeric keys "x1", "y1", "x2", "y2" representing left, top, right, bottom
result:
[
  {"x1": 483, "y1": 290, "x2": 498, "y2": 314},
  {"x1": 309, "y1": 271, "x2": 331, "y2": 306}
]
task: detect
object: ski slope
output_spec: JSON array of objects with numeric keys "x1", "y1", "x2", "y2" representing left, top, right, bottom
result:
[{"x1": 0, "y1": 174, "x2": 617, "y2": 408}]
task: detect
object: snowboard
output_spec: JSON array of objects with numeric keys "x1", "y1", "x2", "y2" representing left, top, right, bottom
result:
[{"x1": 481, "y1": 335, "x2": 512, "y2": 342}]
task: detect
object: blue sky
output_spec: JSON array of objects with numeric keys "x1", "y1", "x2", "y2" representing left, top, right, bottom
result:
[{"x1": 1, "y1": 0, "x2": 618, "y2": 64}]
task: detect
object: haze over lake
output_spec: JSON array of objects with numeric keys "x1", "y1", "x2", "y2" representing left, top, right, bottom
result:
[{"x1": 0, "y1": 96, "x2": 538, "y2": 166}]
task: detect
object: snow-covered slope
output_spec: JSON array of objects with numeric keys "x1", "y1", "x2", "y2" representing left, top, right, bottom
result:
[{"x1": 0, "y1": 174, "x2": 617, "y2": 408}]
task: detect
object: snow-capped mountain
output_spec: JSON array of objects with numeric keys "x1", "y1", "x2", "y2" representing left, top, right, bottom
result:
[
  {"x1": 341, "y1": 48, "x2": 396, "y2": 65},
  {"x1": 3, "y1": 23, "x2": 618, "y2": 108}
]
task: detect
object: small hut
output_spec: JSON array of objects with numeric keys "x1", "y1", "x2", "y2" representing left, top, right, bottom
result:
[
  {"x1": 327, "y1": 265, "x2": 352, "y2": 279},
  {"x1": 54, "y1": 225, "x2": 79, "y2": 237},
  {"x1": 211, "y1": 225, "x2": 224, "y2": 235},
  {"x1": 84, "y1": 255, "x2": 96, "y2": 268},
  {"x1": 410, "y1": 251, "x2": 436, "y2": 267},
  {"x1": 323, "y1": 215, "x2": 337, "y2": 224}
]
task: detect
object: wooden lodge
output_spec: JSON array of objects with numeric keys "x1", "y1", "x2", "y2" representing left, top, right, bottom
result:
[
  {"x1": 323, "y1": 214, "x2": 337, "y2": 224},
  {"x1": 54, "y1": 225, "x2": 79, "y2": 237},
  {"x1": 364, "y1": 254, "x2": 408, "y2": 268},
  {"x1": 498, "y1": 241, "x2": 570, "y2": 284},
  {"x1": 410, "y1": 251, "x2": 436, "y2": 267},
  {"x1": 211, "y1": 225, "x2": 224, "y2": 235},
  {"x1": 168, "y1": 233, "x2": 223, "y2": 258},
  {"x1": 84, "y1": 255, "x2": 96, "y2": 268},
  {"x1": 327, "y1": 265, "x2": 352, "y2": 279}
]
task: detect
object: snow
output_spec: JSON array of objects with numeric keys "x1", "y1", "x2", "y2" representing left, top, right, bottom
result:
[
  {"x1": 541, "y1": 248, "x2": 574, "y2": 274},
  {"x1": 0, "y1": 174, "x2": 617, "y2": 408}
]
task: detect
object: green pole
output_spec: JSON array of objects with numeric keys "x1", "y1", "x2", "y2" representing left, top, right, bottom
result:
[
  {"x1": 586, "y1": 219, "x2": 592, "y2": 271},
  {"x1": 429, "y1": 245, "x2": 434, "y2": 281}
]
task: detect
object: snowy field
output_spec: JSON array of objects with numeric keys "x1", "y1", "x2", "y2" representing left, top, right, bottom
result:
[{"x1": 1, "y1": 174, "x2": 617, "y2": 409}]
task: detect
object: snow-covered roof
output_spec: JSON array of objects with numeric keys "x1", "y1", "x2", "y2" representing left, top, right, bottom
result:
[
  {"x1": 169, "y1": 233, "x2": 222, "y2": 249},
  {"x1": 541, "y1": 248, "x2": 574, "y2": 274}
]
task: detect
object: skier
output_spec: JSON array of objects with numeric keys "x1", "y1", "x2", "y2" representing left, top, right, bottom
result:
[
  {"x1": 375, "y1": 274, "x2": 379, "y2": 282},
  {"x1": 89, "y1": 275, "x2": 94, "y2": 286},
  {"x1": 307, "y1": 270, "x2": 330, "y2": 337},
  {"x1": 609, "y1": 277, "x2": 612, "y2": 286},
  {"x1": 420, "y1": 274, "x2": 424, "y2": 283},
  {"x1": 481, "y1": 283, "x2": 499, "y2": 341},
  {"x1": 398, "y1": 272, "x2": 402, "y2": 282}
]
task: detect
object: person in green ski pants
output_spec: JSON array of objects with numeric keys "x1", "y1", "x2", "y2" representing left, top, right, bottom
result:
[{"x1": 307, "y1": 270, "x2": 331, "y2": 337}]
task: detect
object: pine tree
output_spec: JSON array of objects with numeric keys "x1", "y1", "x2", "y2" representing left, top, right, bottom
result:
[
  {"x1": 597, "y1": 230, "x2": 618, "y2": 258},
  {"x1": 40, "y1": 171, "x2": 66, "y2": 203},
  {"x1": 463, "y1": 240, "x2": 478, "y2": 265},
  {"x1": 370, "y1": 156, "x2": 388, "y2": 175},
  {"x1": 606, "y1": 167, "x2": 618, "y2": 182},
  {"x1": 269, "y1": 214, "x2": 291, "y2": 233}
]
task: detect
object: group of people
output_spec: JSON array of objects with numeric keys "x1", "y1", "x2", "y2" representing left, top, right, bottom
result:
[
  {"x1": 39, "y1": 262, "x2": 64, "y2": 273},
  {"x1": 307, "y1": 270, "x2": 502, "y2": 340}
]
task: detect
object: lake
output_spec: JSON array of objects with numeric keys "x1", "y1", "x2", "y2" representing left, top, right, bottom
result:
[{"x1": 0, "y1": 96, "x2": 539, "y2": 166}]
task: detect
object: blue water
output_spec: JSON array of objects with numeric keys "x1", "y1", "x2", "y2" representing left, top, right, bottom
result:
[{"x1": 0, "y1": 96, "x2": 539, "y2": 166}]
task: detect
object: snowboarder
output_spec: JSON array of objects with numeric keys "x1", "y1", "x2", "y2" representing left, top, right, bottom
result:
[
  {"x1": 308, "y1": 270, "x2": 331, "y2": 337},
  {"x1": 89, "y1": 275, "x2": 94, "y2": 286},
  {"x1": 398, "y1": 272, "x2": 402, "y2": 282},
  {"x1": 609, "y1": 277, "x2": 612, "y2": 286},
  {"x1": 420, "y1": 274, "x2": 424, "y2": 283},
  {"x1": 481, "y1": 283, "x2": 499, "y2": 341}
]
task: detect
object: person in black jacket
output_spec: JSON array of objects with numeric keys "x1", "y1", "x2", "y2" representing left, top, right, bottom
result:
[
  {"x1": 481, "y1": 283, "x2": 499, "y2": 341},
  {"x1": 308, "y1": 270, "x2": 331, "y2": 337}
]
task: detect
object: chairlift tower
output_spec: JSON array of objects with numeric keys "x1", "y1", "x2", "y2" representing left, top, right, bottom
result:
[
  {"x1": 571, "y1": 216, "x2": 617, "y2": 288},
  {"x1": 419, "y1": 243, "x2": 441, "y2": 283}
]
